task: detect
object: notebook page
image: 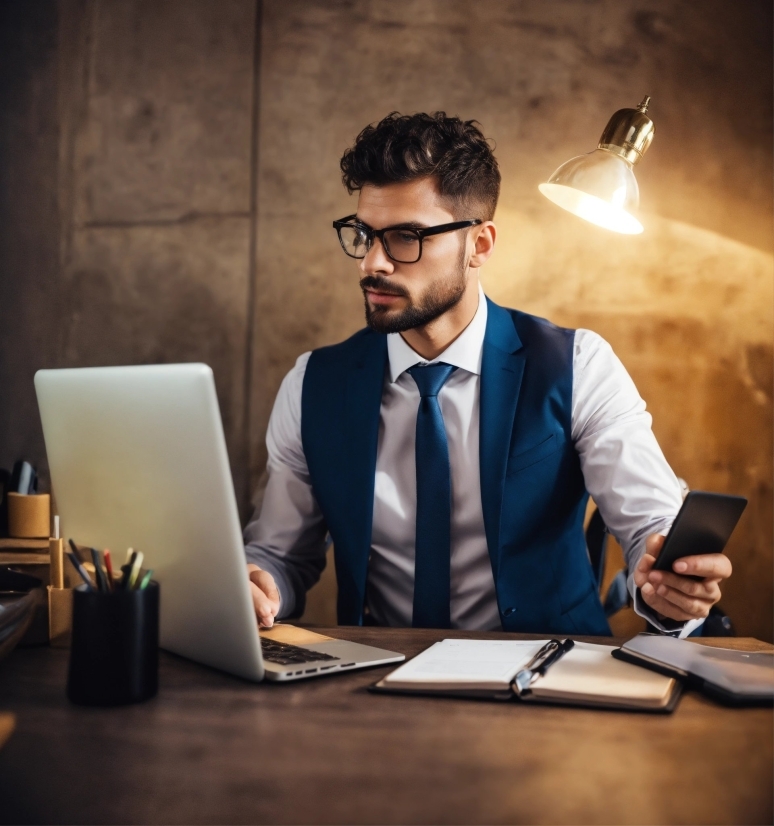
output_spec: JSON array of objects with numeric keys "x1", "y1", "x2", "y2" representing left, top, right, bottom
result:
[
  {"x1": 532, "y1": 642, "x2": 674, "y2": 706},
  {"x1": 383, "y1": 639, "x2": 547, "y2": 690}
]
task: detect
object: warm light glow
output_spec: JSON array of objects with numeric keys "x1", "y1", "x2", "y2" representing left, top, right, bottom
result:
[{"x1": 539, "y1": 183, "x2": 644, "y2": 235}]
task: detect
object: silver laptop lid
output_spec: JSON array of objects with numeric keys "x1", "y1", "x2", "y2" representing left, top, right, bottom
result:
[{"x1": 35, "y1": 363, "x2": 264, "y2": 681}]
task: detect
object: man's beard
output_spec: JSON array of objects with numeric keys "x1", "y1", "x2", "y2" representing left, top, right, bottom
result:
[{"x1": 361, "y1": 249, "x2": 468, "y2": 334}]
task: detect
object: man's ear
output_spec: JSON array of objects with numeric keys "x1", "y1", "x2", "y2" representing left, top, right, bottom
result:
[{"x1": 468, "y1": 222, "x2": 496, "y2": 269}]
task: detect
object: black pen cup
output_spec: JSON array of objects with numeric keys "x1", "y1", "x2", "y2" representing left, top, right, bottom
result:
[{"x1": 67, "y1": 581, "x2": 159, "y2": 706}]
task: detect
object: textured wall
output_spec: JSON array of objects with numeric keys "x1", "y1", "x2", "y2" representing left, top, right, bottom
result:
[
  {"x1": 1, "y1": 0, "x2": 771, "y2": 638},
  {"x1": 0, "y1": 1, "x2": 61, "y2": 477},
  {"x1": 58, "y1": 0, "x2": 258, "y2": 505}
]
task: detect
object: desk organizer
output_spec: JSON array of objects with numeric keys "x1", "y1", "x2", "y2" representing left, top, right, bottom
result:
[
  {"x1": 67, "y1": 581, "x2": 159, "y2": 706},
  {"x1": 48, "y1": 587, "x2": 73, "y2": 648},
  {"x1": 7, "y1": 493, "x2": 50, "y2": 538},
  {"x1": 47, "y1": 537, "x2": 72, "y2": 647}
]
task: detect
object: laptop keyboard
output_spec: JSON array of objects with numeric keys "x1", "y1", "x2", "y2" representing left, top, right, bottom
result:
[{"x1": 260, "y1": 637, "x2": 341, "y2": 666}]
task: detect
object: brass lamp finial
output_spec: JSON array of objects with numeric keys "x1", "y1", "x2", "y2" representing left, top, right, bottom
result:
[{"x1": 598, "y1": 95, "x2": 655, "y2": 166}]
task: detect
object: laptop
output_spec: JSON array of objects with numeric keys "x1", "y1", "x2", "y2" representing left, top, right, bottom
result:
[{"x1": 34, "y1": 363, "x2": 404, "y2": 681}]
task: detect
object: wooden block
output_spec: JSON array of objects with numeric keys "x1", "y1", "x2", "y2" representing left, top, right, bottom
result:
[
  {"x1": 49, "y1": 538, "x2": 64, "y2": 589},
  {"x1": 0, "y1": 538, "x2": 50, "y2": 550},
  {"x1": 48, "y1": 587, "x2": 73, "y2": 648},
  {"x1": 7, "y1": 493, "x2": 50, "y2": 538},
  {"x1": 0, "y1": 552, "x2": 50, "y2": 566}
]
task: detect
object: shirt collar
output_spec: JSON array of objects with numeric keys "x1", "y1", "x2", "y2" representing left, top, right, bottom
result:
[{"x1": 387, "y1": 282, "x2": 488, "y2": 383}]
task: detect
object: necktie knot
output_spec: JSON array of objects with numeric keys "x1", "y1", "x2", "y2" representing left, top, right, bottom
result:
[{"x1": 408, "y1": 363, "x2": 457, "y2": 398}]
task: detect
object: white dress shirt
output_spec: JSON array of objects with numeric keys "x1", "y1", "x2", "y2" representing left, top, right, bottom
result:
[{"x1": 244, "y1": 284, "x2": 702, "y2": 636}]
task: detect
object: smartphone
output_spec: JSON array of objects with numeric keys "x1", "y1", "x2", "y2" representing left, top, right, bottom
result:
[{"x1": 653, "y1": 491, "x2": 748, "y2": 579}]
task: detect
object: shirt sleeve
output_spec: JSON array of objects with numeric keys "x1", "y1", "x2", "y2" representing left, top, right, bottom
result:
[
  {"x1": 243, "y1": 351, "x2": 329, "y2": 619},
  {"x1": 571, "y1": 329, "x2": 704, "y2": 637}
]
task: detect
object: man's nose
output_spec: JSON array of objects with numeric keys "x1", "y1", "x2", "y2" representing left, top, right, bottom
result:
[{"x1": 359, "y1": 236, "x2": 394, "y2": 276}]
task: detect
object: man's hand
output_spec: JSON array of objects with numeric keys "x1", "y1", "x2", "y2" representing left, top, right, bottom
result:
[
  {"x1": 634, "y1": 533, "x2": 732, "y2": 623},
  {"x1": 246, "y1": 564, "x2": 280, "y2": 628}
]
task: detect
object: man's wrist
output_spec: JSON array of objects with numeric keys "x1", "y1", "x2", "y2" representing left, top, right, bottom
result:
[{"x1": 634, "y1": 586, "x2": 685, "y2": 634}]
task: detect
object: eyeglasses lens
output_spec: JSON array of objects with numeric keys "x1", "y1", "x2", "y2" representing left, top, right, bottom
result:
[
  {"x1": 382, "y1": 229, "x2": 421, "y2": 263},
  {"x1": 339, "y1": 225, "x2": 370, "y2": 258}
]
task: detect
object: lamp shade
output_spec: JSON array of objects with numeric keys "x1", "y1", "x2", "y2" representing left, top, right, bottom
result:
[{"x1": 539, "y1": 97, "x2": 655, "y2": 235}]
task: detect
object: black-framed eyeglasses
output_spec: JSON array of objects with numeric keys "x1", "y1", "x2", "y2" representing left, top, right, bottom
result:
[{"x1": 332, "y1": 214, "x2": 482, "y2": 264}]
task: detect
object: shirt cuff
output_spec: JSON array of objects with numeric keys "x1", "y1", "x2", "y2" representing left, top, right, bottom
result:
[
  {"x1": 632, "y1": 586, "x2": 706, "y2": 638},
  {"x1": 626, "y1": 536, "x2": 706, "y2": 638}
]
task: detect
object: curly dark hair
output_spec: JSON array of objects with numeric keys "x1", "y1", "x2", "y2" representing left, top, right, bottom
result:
[{"x1": 340, "y1": 112, "x2": 500, "y2": 221}]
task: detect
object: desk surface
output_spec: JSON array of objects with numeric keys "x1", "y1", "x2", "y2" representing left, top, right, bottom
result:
[{"x1": 0, "y1": 629, "x2": 771, "y2": 825}]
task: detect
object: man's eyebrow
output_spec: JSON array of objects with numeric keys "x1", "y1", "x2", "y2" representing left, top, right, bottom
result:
[
  {"x1": 395, "y1": 221, "x2": 428, "y2": 229},
  {"x1": 354, "y1": 217, "x2": 428, "y2": 230}
]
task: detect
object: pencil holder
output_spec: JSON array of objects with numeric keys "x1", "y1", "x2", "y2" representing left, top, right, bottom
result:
[
  {"x1": 7, "y1": 492, "x2": 50, "y2": 538},
  {"x1": 67, "y1": 581, "x2": 159, "y2": 706}
]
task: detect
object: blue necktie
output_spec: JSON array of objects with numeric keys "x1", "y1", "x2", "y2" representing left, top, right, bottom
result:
[{"x1": 408, "y1": 363, "x2": 457, "y2": 628}]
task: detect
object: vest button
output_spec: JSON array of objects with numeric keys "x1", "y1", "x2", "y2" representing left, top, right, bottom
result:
[{"x1": 502, "y1": 607, "x2": 516, "y2": 617}]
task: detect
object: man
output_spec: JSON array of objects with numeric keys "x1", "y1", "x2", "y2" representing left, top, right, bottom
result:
[{"x1": 244, "y1": 112, "x2": 731, "y2": 636}]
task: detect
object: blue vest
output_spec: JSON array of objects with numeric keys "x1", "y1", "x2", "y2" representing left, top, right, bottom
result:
[{"x1": 301, "y1": 298, "x2": 611, "y2": 635}]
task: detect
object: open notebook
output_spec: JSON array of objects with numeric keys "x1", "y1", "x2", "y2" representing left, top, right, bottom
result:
[{"x1": 372, "y1": 639, "x2": 681, "y2": 712}]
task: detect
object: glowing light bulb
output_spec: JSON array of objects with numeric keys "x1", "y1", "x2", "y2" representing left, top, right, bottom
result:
[
  {"x1": 539, "y1": 183, "x2": 643, "y2": 235},
  {"x1": 539, "y1": 97, "x2": 654, "y2": 235}
]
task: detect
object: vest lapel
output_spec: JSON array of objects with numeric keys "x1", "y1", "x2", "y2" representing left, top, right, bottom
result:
[
  {"x1": 340, "y1": 332, "x2": 388, "y2": 623},
  {"x1": 479, "y1": 300, "x2": 524, "y2": 577}
]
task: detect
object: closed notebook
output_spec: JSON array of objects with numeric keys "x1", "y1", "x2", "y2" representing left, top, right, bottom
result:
[
  {"x1": 614, "y1": 633, "x2": 774, "y2": 706},
  {"x1": 372, "y1": 638, "x2": 681, "y2": 712}
]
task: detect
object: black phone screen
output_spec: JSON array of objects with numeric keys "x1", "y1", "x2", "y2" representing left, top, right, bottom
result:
[{"x1": 653, "y1": 491, "x2": 747, "y2": 578}]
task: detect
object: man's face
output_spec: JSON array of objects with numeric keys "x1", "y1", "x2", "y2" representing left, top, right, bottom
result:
[{"x1": 355, "y1": 178, "x2": 475, "y2": 334}]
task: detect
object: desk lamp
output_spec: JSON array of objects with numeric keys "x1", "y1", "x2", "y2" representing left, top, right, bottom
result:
[{"x1": 539, "y1": 96, "x2": 655, "y2": 234}]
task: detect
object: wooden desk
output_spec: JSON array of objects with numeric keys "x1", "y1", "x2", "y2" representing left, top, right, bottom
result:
[{"x1": 0, "y1": 629, "x2": 770, "y2": 825}]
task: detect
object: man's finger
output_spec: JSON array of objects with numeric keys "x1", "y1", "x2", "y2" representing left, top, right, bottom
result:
[
  {"x1": 640, "y1": 582, "x2": 697, "y2": 622},
  {"x1": 654, "y1": 582, "x2": 714, "y2": 617},
  {"x1": 672, "y1": 553, "x2": 732, "y2": 580},
  {"x1": 644, "y1": 534, "x2": 666, "y2": 558},
  {"x1": 633, "y1": 553, "x2": 657, "y2": 586},
  {"x1": 647, "y1": 570, "x2": 720, "y2": 600},
  {"x1": 249, "y1": 568, "x2": 281, "y2": 606},
  {"x1": 249, "y1": 581, "x2": 277, "y2": 627}
]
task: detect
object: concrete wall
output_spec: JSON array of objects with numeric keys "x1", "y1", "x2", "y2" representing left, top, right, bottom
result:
[
  {"x1": 1, "y1": 0, "x2": 771, "y2": 638},
  {"x1": 0, "y1": 0, "x2": 61, "y2": 481},
  {"x1": 0, "y1": 0, "x2": 258, "y2": 506}
]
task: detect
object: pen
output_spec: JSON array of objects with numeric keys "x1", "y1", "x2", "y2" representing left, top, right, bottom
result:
[
  {"x1": 127, "y1": 551, "x2": 144, "y2": 590},
  {"x1": 534, "y1": 638, "x2": 575, "y2": 675},
  {"x1": 66, "y1": 550, "x2": 95, "y2": 591},
  {"x1": 138, "y1": 569, "x2": 153, "y2": 590},
  {"x1": 103, "y1": 549, "x2": 115, "y2": 591},
  {"x1": 68, "y1": 538, "x2": 82, "y2": 562},
  {"x1": 512, "y1": 639, "x2": 575, "y2": 696},
  {"x1": 90, "y1": 547, "x2": 109, "y2": 593},
  {"x1": 121, "y1": 551, "x2": 137, "y2": 590},
  {"x1": 17, "y1": 461, "x2": 33, "y2": 494}
]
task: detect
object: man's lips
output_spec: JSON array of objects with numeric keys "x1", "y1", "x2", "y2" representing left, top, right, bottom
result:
[{"x1": 364, "y1": 288, "x2": 405, "y2": 306}]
